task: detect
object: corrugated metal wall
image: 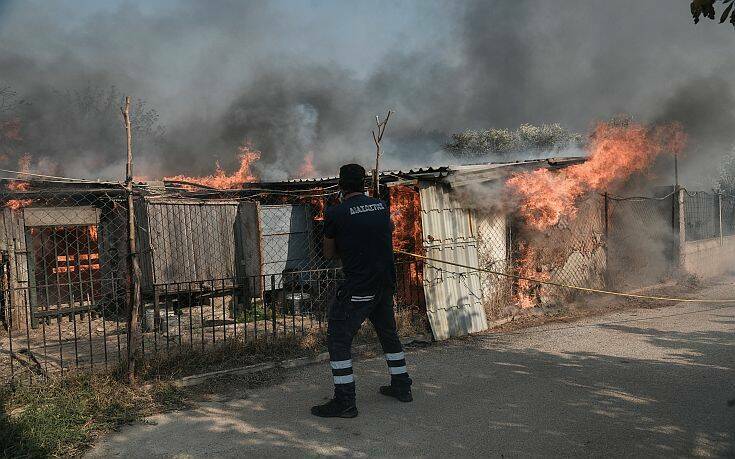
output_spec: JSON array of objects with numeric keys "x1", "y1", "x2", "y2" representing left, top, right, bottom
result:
[
  {"x1": 418, "y1": 183, "x2": 488, "y2": 340},
  {"x1": 137, "y1": 199, "x2": 239, "y2": 290},
  {"x1": 258, "y1": 204, "x2": 313, "y2": 288}
]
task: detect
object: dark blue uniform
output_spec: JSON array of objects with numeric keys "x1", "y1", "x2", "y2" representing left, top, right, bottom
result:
[{"x1": 324, "y1": 194, "x2": 411, "y2": 402}]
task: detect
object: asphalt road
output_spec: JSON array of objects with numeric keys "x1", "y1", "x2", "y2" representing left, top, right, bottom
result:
[{"x1": 89, "y1": 291, "x2": 735, "y2": 458}]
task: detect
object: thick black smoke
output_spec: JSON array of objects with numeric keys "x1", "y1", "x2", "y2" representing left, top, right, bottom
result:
[{"x1": 0, "y1": 0, "x2": 733, "y2": 184}]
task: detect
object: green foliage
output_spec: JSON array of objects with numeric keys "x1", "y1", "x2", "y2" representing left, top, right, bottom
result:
[
  {"x1": 691, "y1": 0, "x2": 735, "y2": 27},
  {"x1": 444, "y1": 123, "x2": 583, "y2": 158}
]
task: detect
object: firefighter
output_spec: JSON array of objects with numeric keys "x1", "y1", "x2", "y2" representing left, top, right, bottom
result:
[{"x1": 311, "y1": 163, "x2": 413, "y2": 418}]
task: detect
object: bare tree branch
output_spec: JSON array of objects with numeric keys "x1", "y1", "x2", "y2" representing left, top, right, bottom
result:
[
  {"x1": 371, "y1": 110, "x2": 392, "y2": 198},
  {"x1": 0, "y1": 86, "x2": 18, "y2": 113}
]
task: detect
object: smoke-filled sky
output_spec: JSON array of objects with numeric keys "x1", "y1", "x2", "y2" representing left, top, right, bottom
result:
[{"x1": 0, "y1": 0, "x2": 733, "y2": 186}]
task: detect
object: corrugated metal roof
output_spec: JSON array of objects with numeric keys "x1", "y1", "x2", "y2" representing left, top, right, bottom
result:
[
  {"x1": 283, "y1": 156, "x2": 583, "y2": 185},
  {"x1": 283, "y1": 166, "x2": 451, "y2": 184},
  {"x1": 418, "y1": 182, "x2": 488, "y2": 340},
  {"x1": 445, "y1": 156, "x2": 586, "y2": 188}
]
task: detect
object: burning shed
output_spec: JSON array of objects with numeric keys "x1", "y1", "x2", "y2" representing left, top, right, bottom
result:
[
  {"x1": 405, "y1": 157, "x2": 590, "y2": 339},
  {"x1": 249, "y1": 157, "x2": 591, "y2": 341}
]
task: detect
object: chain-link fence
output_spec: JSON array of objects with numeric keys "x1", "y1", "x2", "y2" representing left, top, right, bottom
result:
[
  {"x1": 684, "y1": 191, "x2": 719, "y2": 241},
  {"x1": 683, "y1": 190, "x2": 735, "y2": 241},
  {"x1": 721, "y1": 194, "x2": 735, "y2": 237},
  {"x1": 0, "y1": 183, "x2": 427, "y2": 385},
  {"x1": 4, "y1": 179, "x2": 731, "y2": 384},
  {"x1": 606, "y1": 192, "x2": 677, "y2": 290},
  {"x1": 474, "y1": 211, "x2": 512, "y2": 318},
  {"x1": 0, "y1": 186, "x2": 129, "y2": 383}
]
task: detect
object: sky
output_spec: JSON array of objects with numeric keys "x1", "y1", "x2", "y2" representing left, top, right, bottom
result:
[{"x1": 0, "y1": 0, "x2": 733, "y2": 187}]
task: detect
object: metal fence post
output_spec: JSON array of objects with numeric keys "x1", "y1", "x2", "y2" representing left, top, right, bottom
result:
[
  {"x1": 718, "y1": 193, "x2": 723, "y2": 246},
  {"x1": 677, "y1": 188, "x2": 686, "y2": 272},
  {"x1": 270, "y1": 274, "x2": 277, "y2": 338},
  {"x1": 603, "y1": 192, "x2": 610, "y2": 288}
]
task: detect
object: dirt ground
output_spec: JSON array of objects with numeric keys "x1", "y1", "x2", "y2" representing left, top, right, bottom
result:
[{"x1": 87, "y1": 279, "x2": 735, "y2": 457}]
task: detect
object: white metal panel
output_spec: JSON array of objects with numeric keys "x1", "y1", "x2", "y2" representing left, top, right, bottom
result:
[{"x1": 419, "y1": 183, "x2": 488, "y2": 340}]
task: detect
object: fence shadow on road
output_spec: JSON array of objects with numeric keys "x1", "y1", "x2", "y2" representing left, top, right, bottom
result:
[{"x1": 88, "y1": 323, "x2": 735, "y2": 457}]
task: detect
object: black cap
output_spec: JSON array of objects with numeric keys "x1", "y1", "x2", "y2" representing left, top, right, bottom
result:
[{"x1": 339, "y1": 164, "x2": 366, "y2": 192}]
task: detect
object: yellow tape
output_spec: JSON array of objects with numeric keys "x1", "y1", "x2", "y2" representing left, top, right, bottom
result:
[{"x1": 395, "y1": 249, "x2": 735, "y2": 304}]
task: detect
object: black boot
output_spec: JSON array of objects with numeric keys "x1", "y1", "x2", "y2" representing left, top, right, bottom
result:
[
  {"x1": 379, "y1": 385, "x2": 413, "y2": 402},
  {"x1": 311, "y1": 398, "x2": 358, "y2": 418}
]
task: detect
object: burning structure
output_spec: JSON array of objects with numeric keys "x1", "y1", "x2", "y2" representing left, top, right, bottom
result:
[
  {"x1": 0, "y1": 156, "x2": 590, "y2": 341},
  {"x1": 3, "y1": 140, "x2": 735, "y2": 381}
]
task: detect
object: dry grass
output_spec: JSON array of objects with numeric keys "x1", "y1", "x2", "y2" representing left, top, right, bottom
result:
[
  {"x1": 0, "y1": 372, "x2": 187, "y2": 458},
  {"x1": 133, "y1": 334, "x2": 326, "y2": 382},
  {"x1": 0, "y1": 310, "x2": 430, "y2": 458},
  {"x1": 394, "y1": 307, "x2": 431, "y2": 337}
]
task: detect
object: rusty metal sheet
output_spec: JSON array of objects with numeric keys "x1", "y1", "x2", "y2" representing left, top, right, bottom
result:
[
  {"x1": 418, "y1": 183, "x2": 488, "y2": 340},
  {"x1": 136, "y1": 198, "x2": 239, "y2": 288}
]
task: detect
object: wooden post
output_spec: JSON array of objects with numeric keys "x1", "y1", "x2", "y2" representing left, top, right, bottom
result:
[
  {"x1": 121, "y1": 96, "x2": 143, "y2": 380},
  {"x1": 371, "y1": 110, "x2": 392, "y2": 198}
]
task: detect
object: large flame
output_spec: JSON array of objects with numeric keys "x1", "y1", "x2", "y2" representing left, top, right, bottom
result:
[
  {"x1": 164, "y1": 142, "x2": 261, "y2": 189},
  {"x1": 507, "y1": 121, "x2": 686, "y2": 231}
]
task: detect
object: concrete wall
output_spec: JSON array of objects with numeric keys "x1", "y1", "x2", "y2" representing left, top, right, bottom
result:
[{"x1": 682, "y1": 235, "x2": 735, "y2": 278}]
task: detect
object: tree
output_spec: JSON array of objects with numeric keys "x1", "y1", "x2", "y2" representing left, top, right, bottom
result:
[
  {"x1": 0, "y1": 85, "x2": 165, "y2": 178},
  {"x1": 691, "y1": 0, "x2": 735, "y2": 28},
  {"x1": 0, "y1": 86, "x2": 21, "y2": 114},
  {"x1": 444, "y1": 123, "x2": 582, "y2": 159},
  {"x1": 716, "y1": 147, "x2": 735, "y2": 195}
]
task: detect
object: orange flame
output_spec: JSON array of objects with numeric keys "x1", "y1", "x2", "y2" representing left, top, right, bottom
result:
[
  {"x1": 309, "y1": 193, "x2": 326, "y2": 221},
  {"x1": 507, "y1": 121, "x2": 686, "y2": 231},
  {"x1": 88, "y1": 225, "x2": 98, "y2": 242},
  {"x1": 296, "y1": 152, "x2": 316, "y2": 178},
  {"x1": 5, "y1": 154, "x2": 32, "y2": 210},
  {"x1": 164, "y1": 142, "x2": 261, "y2": 189},
  {"x1": 389, "y1": 185, "x2": 425, "y2": 309},
  {"x1": 389, "y1": 185, "x2": 423, "y2": 254},
  {"x1": 515, "y1": 242, "x2": 549, "y2": 308}
]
